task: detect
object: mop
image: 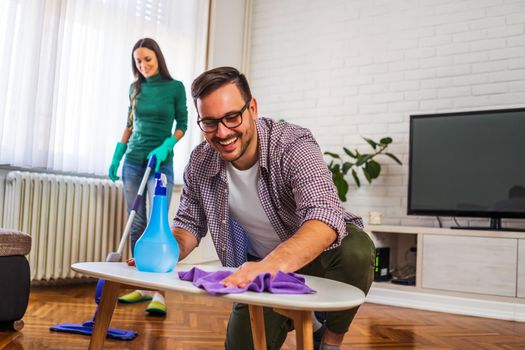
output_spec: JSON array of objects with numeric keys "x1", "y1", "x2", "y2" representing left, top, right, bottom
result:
[{"x1": 50, "y1": 155, "x2": 157, "y2": 340}]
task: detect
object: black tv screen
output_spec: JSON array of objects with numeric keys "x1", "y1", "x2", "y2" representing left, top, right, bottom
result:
[{"x1": 408, "y1": 108, "x2": 525, "y2": 225}]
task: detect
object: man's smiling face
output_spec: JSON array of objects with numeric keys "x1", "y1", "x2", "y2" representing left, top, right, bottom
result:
[{"x1": 196, "y1": 83, "x2": 259, "y2": 170}]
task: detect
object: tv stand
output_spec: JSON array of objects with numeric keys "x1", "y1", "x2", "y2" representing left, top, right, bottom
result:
[
  {"x1": 451, "y1": 226, "x2": 525, "y2": 232},
  {"x1": 365, "y1": 224, "x2": 525, "y2": 322},
  {"x1": 450, "y1": 217, "x2": 525, "y2": 232}
]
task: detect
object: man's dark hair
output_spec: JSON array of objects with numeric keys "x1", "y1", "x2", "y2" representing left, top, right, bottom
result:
[{"x1": 191, "y1": 66, "x2": 252, "y2": 106}]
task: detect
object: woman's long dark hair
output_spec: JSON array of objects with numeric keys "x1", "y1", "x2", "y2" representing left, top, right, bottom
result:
[{"x1": 130, "y1": 38, "x2": 173, "y2": 100}]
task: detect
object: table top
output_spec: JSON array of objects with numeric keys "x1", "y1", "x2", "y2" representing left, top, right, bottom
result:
[{"x1": 72, "y1": 262, "x2": 365, "y2": 312}]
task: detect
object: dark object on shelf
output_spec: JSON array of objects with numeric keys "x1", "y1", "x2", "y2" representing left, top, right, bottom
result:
[
  {"x1": 391, "y1": 276, "x2": 416, "y2": 286},
  {"x1": 374, "y1": 247, "x2": 391, "y2": 281},
  {"x1": 390, "y1": 264, "x2": 416, "y2": 286}
]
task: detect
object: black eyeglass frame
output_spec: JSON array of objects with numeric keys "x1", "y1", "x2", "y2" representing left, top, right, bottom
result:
[{"x1": 196, "y1": 99, "x2": 250, "y2": 133}]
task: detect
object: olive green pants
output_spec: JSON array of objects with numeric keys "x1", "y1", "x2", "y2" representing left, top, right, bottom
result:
[{"x1": 225, "y1": 224, "x2": 376, "y2": 350}]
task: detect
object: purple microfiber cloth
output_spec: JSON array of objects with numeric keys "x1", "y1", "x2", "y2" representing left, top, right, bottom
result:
[{"x1": 178, "y1": 267, "x2": 316, "y2": 296}]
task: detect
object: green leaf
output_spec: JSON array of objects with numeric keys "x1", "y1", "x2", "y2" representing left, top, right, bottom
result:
[
  {"x1": 365, "y1": 160, "x2": 381, "y2": 179},
  {"x1": 323, "y1": 136, "x2": 402, "y2": 196},
  {"x1": 333, "y1": 172, "x2": 348, "y2": 202},
  {"x1": 362, "y1": 168, "x2": 372, "y2": 184},
  {"x1": 342, "y1": 162, "x2": 353, "y2": 175},
  {"x1": 324, "y1": 151, "x2": 340, "y2": 159},
  {"x1": 385, "y1": 152, "x2": 402, "y2": 165},
  {"x1": 363, "y1": 137, "x2": 377, "y2": 150},
  {"x1": 380, "y1": 137, "x2": 392, "y2": 145},
  {"x1": 355, "y1": 154, "x2": 372, "y2": 166},
  {"x1": 351, "y1": 169, "x2": 361, "y2": 187},
  {"x1": 343, "y1": 147, "x2": 356, "y2": 158}
]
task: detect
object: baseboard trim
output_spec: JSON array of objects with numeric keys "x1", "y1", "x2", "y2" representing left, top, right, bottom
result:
[{"x1": 366, "y1": 286, "x2": 525, "y2": 322}]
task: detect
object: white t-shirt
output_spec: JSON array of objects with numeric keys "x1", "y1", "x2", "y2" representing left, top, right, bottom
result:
[{"x1": 226, "y1": 161, "x2": 281, "y2": 258}]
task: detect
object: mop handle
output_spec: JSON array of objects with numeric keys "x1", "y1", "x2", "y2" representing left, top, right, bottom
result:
[{"x1": 115, "y1": 155, "x2": 157, "y2": 256}]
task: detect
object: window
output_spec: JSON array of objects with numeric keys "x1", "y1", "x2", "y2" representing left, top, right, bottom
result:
[{"x1": 0, "y1": 0, "x2": 208, "y2": 183}]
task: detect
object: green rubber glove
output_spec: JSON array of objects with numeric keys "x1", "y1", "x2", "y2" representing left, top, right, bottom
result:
[
  {"x1": 147, "y1": 136, "x2": 178, "y2": 172},
  {"x1": 108, "y1": 142, "x2": 127, "y2": 182}
]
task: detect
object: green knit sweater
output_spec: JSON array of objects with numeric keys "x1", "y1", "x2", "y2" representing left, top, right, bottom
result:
[{"x1": 125, "y1": 74, "x2": 188, "y2": 165}]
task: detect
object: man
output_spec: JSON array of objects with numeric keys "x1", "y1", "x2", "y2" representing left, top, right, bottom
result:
[{"x1": 171, "y1": 67, "x2": 375, "y2": 350}]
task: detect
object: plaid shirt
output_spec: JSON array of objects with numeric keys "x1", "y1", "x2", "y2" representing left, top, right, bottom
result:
[{"x1": 173, "y1": 118, "x2": 363, "y2": 267}]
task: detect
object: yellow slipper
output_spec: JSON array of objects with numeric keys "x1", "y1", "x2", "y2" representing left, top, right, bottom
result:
[
  {"x1": 145, "y1": 300, "x2": 167, "y2": 316},
  {"x1": 118, "y1": 291, "x2": 153, "y2": 304}
]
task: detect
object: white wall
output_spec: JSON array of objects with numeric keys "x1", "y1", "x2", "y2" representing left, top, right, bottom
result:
[
  {"x1": 248, "y1": 0, "x2": 525, "y2": 228},
  {"x1": 207, "y1": 0, "x2": 250, "y2": 71}
]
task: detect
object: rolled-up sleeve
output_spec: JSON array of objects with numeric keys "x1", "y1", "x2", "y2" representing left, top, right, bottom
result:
[
  {"x1": 282, "y1": 130, "x2": 348, "y2": 249},
  {"x1": 172, "y1": 160, "x2": 207, "y2": 243}
]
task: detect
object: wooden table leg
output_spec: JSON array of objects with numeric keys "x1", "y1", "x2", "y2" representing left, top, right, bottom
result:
[
  {"x1": 274, "y1": 308, "x2": 313, "y2": 350},
  {"x1": 248, "y1": 304, "x2": 267, "y2": 350},
  {"x1": 88, "y1": 280, "x2": 121, "y2": 350}
]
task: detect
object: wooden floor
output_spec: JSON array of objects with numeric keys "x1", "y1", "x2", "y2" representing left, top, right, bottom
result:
[{"x1": 1, "y1": 282, "x2": 524, "y2": 349}]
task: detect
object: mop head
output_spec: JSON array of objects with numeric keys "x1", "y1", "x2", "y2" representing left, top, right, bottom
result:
[
  {"x1": 50, "y1": 280, "x2": 138, "y2": 340},
  {"x1": 50, "y1": 320, "x2": 137, "y2": 340}
]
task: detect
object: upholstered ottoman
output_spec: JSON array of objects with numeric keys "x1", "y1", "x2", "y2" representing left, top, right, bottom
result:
[{"x1": 0, "y1": 228, "x2": 31, "y2": 331}]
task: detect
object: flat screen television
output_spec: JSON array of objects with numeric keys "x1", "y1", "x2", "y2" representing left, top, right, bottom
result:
[{"x1": 408, "y1": 107, "x2": 525, "y2": 231}]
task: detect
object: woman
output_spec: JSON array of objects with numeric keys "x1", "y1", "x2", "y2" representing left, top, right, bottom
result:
[{"x1": 108, "y1": 38, "x2": 188, "y2": 316}]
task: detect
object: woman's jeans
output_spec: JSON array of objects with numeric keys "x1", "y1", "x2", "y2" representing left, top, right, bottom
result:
[
  {"x1": 122, "y1": 159, "x2": 174, "y2": 255},
  {"x1": 225, "y1": 224, "x2": 376, "y2": 350}
]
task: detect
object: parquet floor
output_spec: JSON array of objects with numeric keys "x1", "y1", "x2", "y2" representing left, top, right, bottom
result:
[{"x1": 0, "y1": 282, "x2": 524, "y2": 349}]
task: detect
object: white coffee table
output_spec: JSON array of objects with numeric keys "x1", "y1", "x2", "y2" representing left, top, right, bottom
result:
[{"x1": 72, "y1": 262, "x2": 365, "y2": 350}]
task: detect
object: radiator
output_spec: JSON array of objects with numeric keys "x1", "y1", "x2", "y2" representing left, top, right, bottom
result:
[{"x1": 1, "y1": 171, "x2": 128, "y2": 281}]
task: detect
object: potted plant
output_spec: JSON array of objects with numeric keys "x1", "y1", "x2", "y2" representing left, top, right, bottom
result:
[{"x1": 324, "y1": 137, "x2": 402, "y2": 202}]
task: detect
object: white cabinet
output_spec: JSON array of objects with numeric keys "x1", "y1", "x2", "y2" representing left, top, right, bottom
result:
[
  {"x1": 366, "y1": 225, "x2": 525, "y2": 321},
  {"x1": 421, "y1": 235, "x2": 517, "y2": 297},
  {"x1": 518, "y1": 239, "x2": 525, "y2": 298}
]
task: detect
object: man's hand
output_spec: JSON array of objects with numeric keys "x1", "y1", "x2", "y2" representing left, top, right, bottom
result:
[
  {"x1": 221, "y1": 220, "x2": 338, "y2": 288},
  {"x1": 221, "y1": 261, "x2": 279, "y2": 288}
]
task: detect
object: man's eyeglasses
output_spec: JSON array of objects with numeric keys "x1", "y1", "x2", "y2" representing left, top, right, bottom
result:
[{"x1": 197, "y1": 100, "x2": 250, "y2": 133}]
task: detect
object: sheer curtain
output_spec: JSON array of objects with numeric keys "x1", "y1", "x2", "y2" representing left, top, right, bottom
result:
[{"x1": 0, "y1": 0, "x2": 208, "y2": 183}]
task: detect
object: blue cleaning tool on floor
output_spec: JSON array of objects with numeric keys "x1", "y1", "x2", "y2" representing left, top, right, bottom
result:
[
  {"x1": 50, "y1": 280, "x2": 137, "y2": 339},
  {"x1": 50, "y1": 156, "x2": 157, "y2": 340}
]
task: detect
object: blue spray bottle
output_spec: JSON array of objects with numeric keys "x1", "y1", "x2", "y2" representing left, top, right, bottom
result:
[{"x1": 134, "y1": 172, "x2": 179, "y2": 273}]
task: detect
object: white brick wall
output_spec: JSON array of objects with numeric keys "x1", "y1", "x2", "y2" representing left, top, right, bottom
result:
[{"x1": 248, "y1": 0, "x2": 525, "y2": 228}]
